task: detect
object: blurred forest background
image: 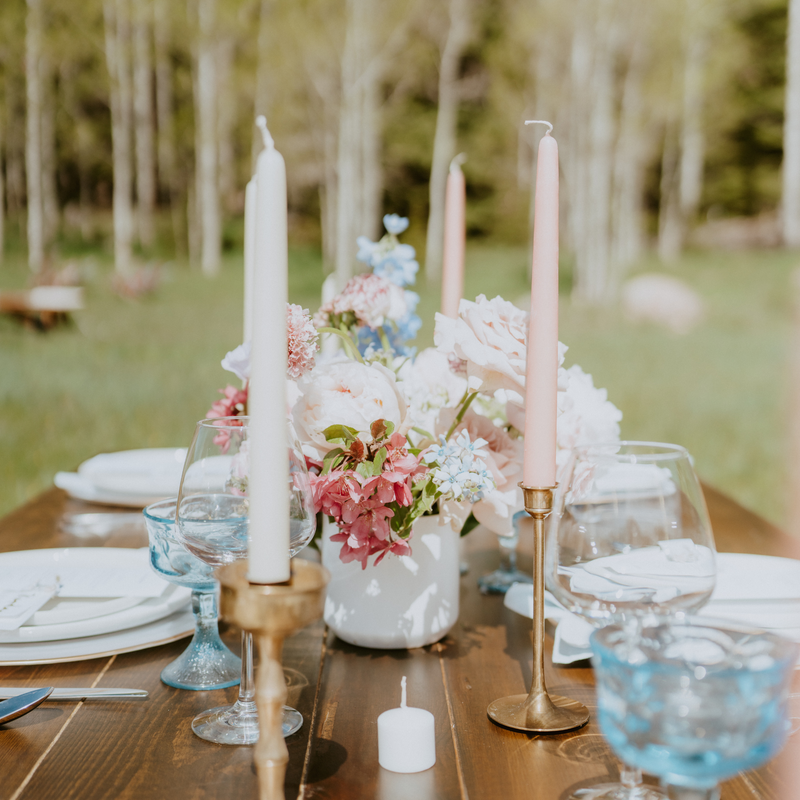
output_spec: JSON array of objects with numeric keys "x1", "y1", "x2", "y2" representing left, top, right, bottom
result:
[{"x1": 1, "y1": 0, "x2": 799, "y2": 531}]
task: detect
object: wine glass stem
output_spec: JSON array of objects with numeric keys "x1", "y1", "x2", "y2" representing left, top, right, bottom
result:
[
  {"x1": 666, "y1": 786, "x2": 720, "y2": 800},
  {"x1": 619, "y1": 764, "x2": 642, "y2": 789},
  {"x1": 238, "y1": 630, "x2": 257, "y2": 709},
  {"x1": 498, "y1": 533, "x2": 519, "y2": 574}
]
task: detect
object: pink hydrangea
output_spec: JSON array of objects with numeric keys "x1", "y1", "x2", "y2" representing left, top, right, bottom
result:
[
  {"x1": 287, "y1": 304, "x2": 318, "y2": 379},
  {"x1": 314, "y1": 273, "x2": 407, "y2": 330}
]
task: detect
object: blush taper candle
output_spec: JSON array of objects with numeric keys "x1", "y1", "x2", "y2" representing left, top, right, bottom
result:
[
  {"x1": 441, "y1": 154, "x2": 466, "y2": 319},
  {"x1": 522, "y1": 122, "x2": 559, "y2": 488}
]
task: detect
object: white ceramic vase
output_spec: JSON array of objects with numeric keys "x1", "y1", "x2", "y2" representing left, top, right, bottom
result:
[{"x1": 321, "y1": 514, "x2": 460, "y2": 649}]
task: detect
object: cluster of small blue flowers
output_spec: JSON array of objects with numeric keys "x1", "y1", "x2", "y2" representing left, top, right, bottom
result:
[
  {"x1": 356, "y1": 214, "x2": 421, "y2": 357},
  {"x1": 423, "y1": 431, "x2": 496, "y2": 503}
]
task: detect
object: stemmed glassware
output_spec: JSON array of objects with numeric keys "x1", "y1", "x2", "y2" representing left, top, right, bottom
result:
[
  {"x1": 144, "y1": 497, "x2": 241, "y2": 690},
  {"x1": 591, "y1": 618, "x2": 798, "y2": 800},
  {"x1": 546, "y1": 441, "x2": 717, "y2": 800},
  {"x1": 176, "y1": 416, "x2": 316, "y2": 745},
  {"x1": 478, "y1": 510, "x2": 533, "y2": 594}
]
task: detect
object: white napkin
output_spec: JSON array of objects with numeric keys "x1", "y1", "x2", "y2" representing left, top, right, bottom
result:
[{"x1": 505, "y1": 552, "x2": 800, "y2": 664}]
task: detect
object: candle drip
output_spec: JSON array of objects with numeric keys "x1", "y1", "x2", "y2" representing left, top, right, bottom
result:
[
  {"x1": 449, "y1": 152, "x2": 467, "y2": 173},
  {"x1": 400, "y1": 676, "x2": 407, "y2": 708},
  {"x1": 255, "y1": 115, "x2": 274, "y2": 149},
  {"x1": 524, "y1": 119, "x2": 554, "y2": 135}
]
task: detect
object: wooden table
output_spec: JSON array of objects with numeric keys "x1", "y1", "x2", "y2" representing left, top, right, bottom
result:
[{"x1": 0, "y1": 486, "x2": 798, "y2": 800}]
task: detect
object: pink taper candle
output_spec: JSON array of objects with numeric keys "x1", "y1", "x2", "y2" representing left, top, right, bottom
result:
[
  {"x1": 522, "y1": 121, "x2": 559, "y2": 488},
  {"x1": 441, "y1": 154, "x2": 466, "y2": 318}
]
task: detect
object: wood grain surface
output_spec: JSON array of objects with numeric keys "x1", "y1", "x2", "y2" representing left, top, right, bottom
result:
[{"x1": 0, "y1": 485, "x2": 797, "y2": 800}]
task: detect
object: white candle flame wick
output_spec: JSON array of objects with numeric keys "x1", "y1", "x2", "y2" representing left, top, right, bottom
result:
[
  {"x1": 449, "y1": 153, "x2": 467, "y2": 173},
  {"x1": 525, "y1": 119, "x2": 553, "y2": 135},
  {"x1": 400, "y1": 676, "x2": 407, "y2": 708},
  {"x1": 256, "y1": 115, "x2": 274, "y2": 149}
]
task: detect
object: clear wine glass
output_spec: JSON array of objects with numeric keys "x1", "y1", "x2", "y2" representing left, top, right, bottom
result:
[
  {"x1": 478, "y1": 510, "x2": 533, "y2": 594},
  {"x1": 144, "y1": 497, "x2": 241, "y2": 690},
  {"x1": 546, "y1": 441, "x2": 718, "y2": 800},
  {"x1": 591, "y1": 618, "x2": 798, "y2": 800},
  {"x1": 176, "y1": 416, "x2": 315, "y2": 745}
]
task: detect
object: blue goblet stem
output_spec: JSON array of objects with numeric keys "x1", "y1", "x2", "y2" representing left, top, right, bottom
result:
[
  {"x1": 665, "y1": 787, "x2": 719, "y2": 800},
  {"x1": 160, "y1": 588, "x2": 241, "y2": 691}
]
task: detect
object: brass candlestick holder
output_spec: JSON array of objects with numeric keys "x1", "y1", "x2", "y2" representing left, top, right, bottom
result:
[
  {"x1": 218, "y1": 559, "x2": 329, "y2": 800},
  {"x1": 487, "y1": 485, "x2": 589, "y2": 733}
]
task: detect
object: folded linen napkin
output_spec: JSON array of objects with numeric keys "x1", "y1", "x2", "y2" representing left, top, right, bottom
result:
[{"x1": 505, "y1": 552, "x2": 800, "y2": 664}]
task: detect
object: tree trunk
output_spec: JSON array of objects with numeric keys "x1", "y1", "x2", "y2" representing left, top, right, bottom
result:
[
  {"x1": 25, "y1": 0, "x2": 44, "y2": 272},
  {"x1": 153, "y1": 0, "x2": 183, "y2": 255},
  {"x1": 253, "y1": 0, "x2": 271, "y2": 170},
  {"x1": 610, "y1": 41, "x2": 645, "y2": 281},
  {"x1": 335, "y1": 0, "x2": 364, "y2": 287},
  {"x1": 5, "y1": 77, "x2": 26, "y2": 235},
  {"x1": 425, "y1": 0, "x2": 470, "y2": 284},
  {"x1": 361, "y1": 51, "x2": 382, "y2": 242},
  {"x1": 193, "y1": 0, "x2": 221, "y2": 275},
  {"x1": 216, "y1": 36, "x2": 236, "y2": 212},
  {"x1": 40, "y1": 53, "x2": 59, "y2": 251},
  {"x1": 785, "y1": 0, "x2": 800, "y2": 245},
  {"x1": 679, "y1": 28, "x2": 706, "y2": 228},
  {"x1": 658, "y1": 123, "x2": 682, "y2": 263},
  {"x1": 104, "y1": 0, "x2": 135, "y2": 275},
  {"x1": 132, "y1": 2, "x2": 156, "y2": 249},
  {"x1": 0, "y1": 115, "x2": 5, "y2": 266},
  {"x1": 570, "y1": 0, "x2": 618, "y2": 305}
]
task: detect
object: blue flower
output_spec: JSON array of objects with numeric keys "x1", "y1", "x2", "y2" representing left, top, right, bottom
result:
[
  {"x1": 356, "y1": 235, "x2": 381, "y2": 267},
  {"x1": 383, "y1": 214, "x2": 409, "y2": 235},
  {"x1": 373, "y1": 250, "x2": 419, "y2": 287}
]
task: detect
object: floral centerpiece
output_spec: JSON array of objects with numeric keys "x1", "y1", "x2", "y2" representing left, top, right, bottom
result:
[{"x1": 208, "y1": 214, "x2": 622, "y2": 574}]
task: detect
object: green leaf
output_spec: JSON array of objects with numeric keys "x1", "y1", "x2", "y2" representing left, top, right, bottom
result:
[
  {"x1": 460, "y1": 513, "x2": 480, "y2": 537},
  {"x1": 321, "y1": 447, "x2": 344, "y2": 475},
  {"x1": 323, "y1": 424, "x2": 358, "y2": 444},
  {"x1": 355, "y1": 460, "x2": 373, "y2": 479},
  {"x1": 384, "y1": 420, "x2": 395, "y2": 437},
  {"x1": 373, "y1": 446, "x2": 388, "y2": 471}
]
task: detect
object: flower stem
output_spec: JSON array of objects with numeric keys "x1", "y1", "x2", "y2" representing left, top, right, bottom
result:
[
  {"x1": 445, "y1": 391, "x2": 478, "y2": 441},
  {"x1": 317, "y1": 326, "x2": 364, "y2": 363},
  {"x1": 379, "y1": 327, "x2": 392, "y2": 352}
]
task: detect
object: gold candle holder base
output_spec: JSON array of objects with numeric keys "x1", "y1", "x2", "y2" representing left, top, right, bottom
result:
[
  {"x1": 218, "y1": 559, "x2": 329, "y2": 800},
  {"x1": 487, "y1": 485, "x2": 589, "y2": 734}
]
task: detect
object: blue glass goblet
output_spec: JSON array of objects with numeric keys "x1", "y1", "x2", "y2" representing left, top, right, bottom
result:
[
  {"x1": 144, "y1": 498, "x2": 240, "y2": 691},
  {"x1": 591, "y1": 618, "x2": 798, "y2": 800}
]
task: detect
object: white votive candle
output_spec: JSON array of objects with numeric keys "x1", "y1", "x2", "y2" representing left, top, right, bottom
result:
[{"x1": 377, "y1": 677, "x2": 436, "y2": 774}]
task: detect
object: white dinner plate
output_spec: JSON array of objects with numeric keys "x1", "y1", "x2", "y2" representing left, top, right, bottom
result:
[
  {"x1": 0, "y1": 548, "x2": 191, "y2": 642},
  {"x1": 78, "y1": 448, "x2": 187, "y2": 497},
  {"x1": 54, "y1": 471, "x2": 168, "y2": 508},
  {"x1": 0, "y1": 609, "x2": 195, "y2": 665},
  {"x1": 711, "y1": 553, "x2": 800, "y2": 602}
]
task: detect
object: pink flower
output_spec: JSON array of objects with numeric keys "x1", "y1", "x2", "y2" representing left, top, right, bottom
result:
[
  {"x1": 207, "y1": 385, "x2": 248, "y2": 420},
  {"x1": 314, "y1": 273, "x2": 408, "y2": 330},
  {"x1": 287, "y1": 304, "x2": 318, "y2": 379},
  {"x1": 292, "y1": 361, "x2": 409, "y2": 460}
]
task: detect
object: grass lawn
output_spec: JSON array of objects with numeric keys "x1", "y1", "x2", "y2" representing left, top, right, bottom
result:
[{"x1": 0, "y1": 237, "x2": 795, "y2": 531}]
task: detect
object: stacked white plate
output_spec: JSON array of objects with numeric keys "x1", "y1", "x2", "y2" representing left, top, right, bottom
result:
[
  {"x1": 505, "y1": 552, "x2": 800, "y2": 664},
  {"x1": 0, "y1": 548, "x2": 193, "y2": 665},
  {"x1": 54, "y1": 448, "x2": 187, "y2": 507}
]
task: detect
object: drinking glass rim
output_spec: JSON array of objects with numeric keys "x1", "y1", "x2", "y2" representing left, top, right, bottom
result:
[
  {"x1": 143, "y1": 497, "x2": 178, "y2": 522},
  {"x1": 573, "y1": 441, "x2": 689, "y2": 463},
  {"x1": 591, "y1": 616, "x2": 800, "y2": 674},
  {"x1": 198, "y1": 415, "x2": 249, "y2": 429}
]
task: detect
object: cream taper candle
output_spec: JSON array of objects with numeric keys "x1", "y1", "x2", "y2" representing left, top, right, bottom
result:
[
  {"x1": 522, "y1": 121, "x2": 559, "y2": 488},
  {"x1": 243, "y1": 175, "x2": 257, "y2": 343},
  {"x1": 441, "y1": 154, "x2": 466, "y2": 319},
  {"x1": 248, "y1": 116, "x2": 290, "y2": 584}
]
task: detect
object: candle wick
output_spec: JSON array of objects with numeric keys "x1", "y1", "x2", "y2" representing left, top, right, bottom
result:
[
  {"x1": 449, "y1": 152, "x2": 467, "y2": 173},
  {"x1": 524, "y1": 119, "x2": 554, "y2": 135},
  {"x1": 255, "y1": 115, "x2": 274, "y2": 149},
  {"x1": 400, "y1": 676, "x2": 407, "y2": 708}
]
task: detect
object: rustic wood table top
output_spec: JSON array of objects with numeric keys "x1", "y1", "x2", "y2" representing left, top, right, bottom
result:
[{"x1": 0, "y1": 485, "x2": 798, "y2": 800}]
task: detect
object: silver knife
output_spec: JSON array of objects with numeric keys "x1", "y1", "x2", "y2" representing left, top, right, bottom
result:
[{"x1": 0, "y1": 687, "x2": 148, "y2": 700}]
